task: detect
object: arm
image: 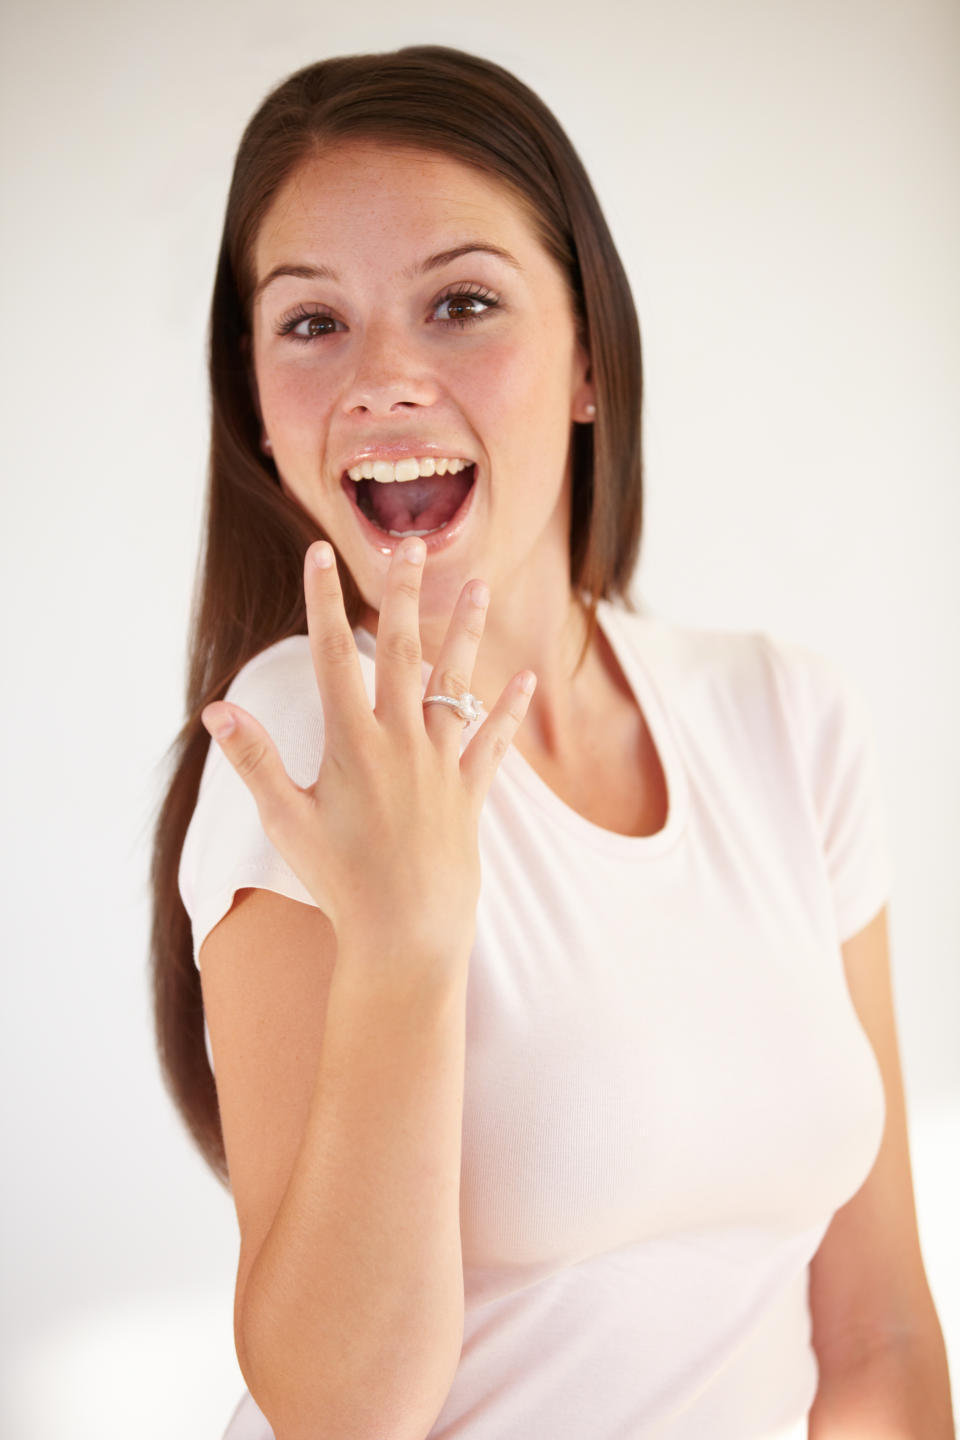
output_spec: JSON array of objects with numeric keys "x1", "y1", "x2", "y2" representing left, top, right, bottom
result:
[
  {"x1": 208, "y1": 897, "x2": 471, "y2": 1440},
  {"x1": 806, "y1": 905, "x2": 954, "y2": 1437},
  {"x1": 199, "y1": 539, "x2": 535, "y2": 1440}
]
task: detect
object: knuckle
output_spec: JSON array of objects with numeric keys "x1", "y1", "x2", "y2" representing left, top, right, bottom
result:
[
  {"x1": 232, "y1": 738, "x2": 269, "y2": 781},
  {"x1": 488, "y1": 732, "x2": 508, "y2": 765},
  {"x1": 316, "y1": 627, "x2": 357, "y2": 665},
  {"x1": 461, "y1": 612, "x2": 486, "y2": 644},
  {"x1": 393, "y1": 573, "x2": 423, "y2": 602},
  {"x1": 382, "y1": 629, "x2": 422, "y2": 666},
  {"x1": 438, "y1": 666, "x2": 471, "y2": 698}
]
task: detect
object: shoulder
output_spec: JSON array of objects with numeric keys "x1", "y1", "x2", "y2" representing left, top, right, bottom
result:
[
  {"x1": 180, "y1": 636, "x2": 323, "y2": 964},
  {"x1": 600, "y1": 596, "x2": 762, "y2": 667},
  {"x1": 599, "y1": 598, "x2": 878, "y2": 773},
  {"x1": 220, "y1": 636, "x2": 326, "y2": 788},
  {"x1": 754, "y1": 629, "x2": 876, "y2": 744},
  {"x1": 598, "y1": 597, "x2": 782, "y2": 715},
  {"x1": 610, "y1": 599, "x2": 857, "y2": 698},
  {"x1": 225, "y1": 633, "x2": 318, "y2": 715}
]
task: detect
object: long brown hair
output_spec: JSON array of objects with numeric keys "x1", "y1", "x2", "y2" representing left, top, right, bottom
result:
[{"x1": 151, "y1": 45, "x2": 645, "y2": 1184}]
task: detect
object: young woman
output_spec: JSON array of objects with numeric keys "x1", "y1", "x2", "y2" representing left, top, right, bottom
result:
[{"x1": 151, "y1": 45, "x2": 953, "y2": 1440}]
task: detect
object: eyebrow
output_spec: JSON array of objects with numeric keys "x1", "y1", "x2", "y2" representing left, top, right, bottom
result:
[{"x1": 252, "y1": 242, "x2": 523, "y2": 306}]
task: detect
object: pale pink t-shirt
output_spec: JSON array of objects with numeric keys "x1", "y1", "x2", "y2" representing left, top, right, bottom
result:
[{"x1": 179, "y1": 599, "x2": 891, "y2": 1440}]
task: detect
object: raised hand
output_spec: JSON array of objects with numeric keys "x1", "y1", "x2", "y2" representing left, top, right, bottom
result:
[{"x1": 200, "y1": 537, "x2": 537, "y2": 960}]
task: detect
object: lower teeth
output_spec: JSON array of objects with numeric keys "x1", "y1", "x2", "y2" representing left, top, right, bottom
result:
[{"x1": 386, "y1": 525, "x2": 445, "y2": 537}]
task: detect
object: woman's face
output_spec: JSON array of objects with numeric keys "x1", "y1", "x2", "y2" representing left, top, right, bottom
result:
[{"x1": 248, "y1": 140, "x2": 593, "y2": 631}]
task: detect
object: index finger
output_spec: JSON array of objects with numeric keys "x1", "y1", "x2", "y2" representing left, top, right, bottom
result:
[{"x1": 304, "y1": 541, "x2": 374, "y2": 748}]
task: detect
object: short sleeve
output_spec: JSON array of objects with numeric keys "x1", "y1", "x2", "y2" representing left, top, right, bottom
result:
[
  {"x1": 178, "y1": 636, "x2": 324, "y2": 970},
  {"x1": 762, "y1": 634, "x2": 893, "y2": 944}
]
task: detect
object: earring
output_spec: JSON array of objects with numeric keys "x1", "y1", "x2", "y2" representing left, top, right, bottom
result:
[
  {"x1": 262, "y1": 436, "x2": 273, "y2": 453},
  {"x1": 584, "y1": 403, "x2": 596, "y2": 418}
]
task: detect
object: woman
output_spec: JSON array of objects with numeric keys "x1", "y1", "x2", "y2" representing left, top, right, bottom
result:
[{"x1": 152, "y1": 46, "x2": 953, "y2": 1440}]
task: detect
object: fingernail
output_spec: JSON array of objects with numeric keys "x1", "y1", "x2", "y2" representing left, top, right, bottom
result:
[
  {"x1": 402, "y1": 538, "x2": 426, "y2": 564},
  {"x1": 202, "y1": 704, "x2": 235, "y2": 740},
  {"x1": 313, "y1": 542, "x2": 334, "y2": 569},
  {"x1": 470, "y1": 582, "x2": 490, "y2": 608},
  {"x1": 521, "y1": 672, "x2": 537, "y2": 694}
]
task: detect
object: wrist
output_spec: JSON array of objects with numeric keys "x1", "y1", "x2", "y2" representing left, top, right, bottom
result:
[{"x1": 332, "y1": 914, "x2": 475, "y2": 991}]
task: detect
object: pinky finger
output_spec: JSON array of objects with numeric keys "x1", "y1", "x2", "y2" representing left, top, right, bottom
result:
[
  {"x1": 458, "y1": 671, "x2": 537, "y2": 804},
  {"x1": 200, "y1": 701, "x2": 308, "y2": 846}
]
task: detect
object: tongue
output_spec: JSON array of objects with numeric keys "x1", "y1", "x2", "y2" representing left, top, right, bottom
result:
[{"x1": 365, "y1": 469, "x2": 473, "y2": 533}]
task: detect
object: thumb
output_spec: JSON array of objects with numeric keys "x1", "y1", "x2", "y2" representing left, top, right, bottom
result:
[{"x1": 200, "y1": 700, "x2": 307, "y2": 847}]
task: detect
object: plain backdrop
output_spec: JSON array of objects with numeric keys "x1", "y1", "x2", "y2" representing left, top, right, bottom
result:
[{"x1": 1, "y1": 0, "x2": 957, "y2": 1435}]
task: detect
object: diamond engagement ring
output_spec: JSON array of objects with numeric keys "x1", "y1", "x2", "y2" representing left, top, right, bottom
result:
[{"x1": 422, "y1": 691, "x2": 484, "y2": 725}]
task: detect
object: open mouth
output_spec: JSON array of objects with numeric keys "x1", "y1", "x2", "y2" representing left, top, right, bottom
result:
[{"x1": 341, "y1": 462, "x2": 478, "y2": 546}]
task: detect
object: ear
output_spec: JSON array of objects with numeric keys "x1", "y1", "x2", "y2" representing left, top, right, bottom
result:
[{"x1": 572, "y1": 345, "x2": 596, "y2": 424}]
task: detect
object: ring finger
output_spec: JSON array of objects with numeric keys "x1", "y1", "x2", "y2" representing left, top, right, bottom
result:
[{"x1": 422, "y1": 578, "x2": 490, "y2": 751}]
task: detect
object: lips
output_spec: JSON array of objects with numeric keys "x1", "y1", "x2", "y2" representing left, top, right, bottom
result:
[{"x1": 340, "y1": 463, "x2": 478, "y2": 556}]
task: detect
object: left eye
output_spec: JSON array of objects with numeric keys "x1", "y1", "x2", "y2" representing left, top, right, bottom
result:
[{"x1": 432, "y1": 290, "x2": 498, "y2": 324}]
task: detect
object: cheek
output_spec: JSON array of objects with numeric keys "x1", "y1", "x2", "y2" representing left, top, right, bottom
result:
[
  {"x1": 449, "y1": 334, "x2": 568, "y2": 418},
  {"x1": 256, "y1": 356, "x2": 334, "y2": 429},
  {"x1": 478, "y1": 329, "x2": 575, "y2": 457}
]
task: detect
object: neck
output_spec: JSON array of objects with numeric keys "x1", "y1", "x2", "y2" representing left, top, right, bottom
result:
[
  {"x1": 355, "y1": 540, "x2": 603, "y2": 762},
  {"x1": 423, "y1": 587, "x2": 598, "y2": 761}
]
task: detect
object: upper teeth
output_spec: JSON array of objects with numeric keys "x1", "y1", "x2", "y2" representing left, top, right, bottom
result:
[{"x1": 346, "y1": 457, "x2": 471, "y2": 483}]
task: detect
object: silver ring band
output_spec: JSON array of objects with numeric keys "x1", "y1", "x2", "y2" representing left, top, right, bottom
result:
[{"x1": 422, "y1": 691, "x2": 483, "y2": 725}]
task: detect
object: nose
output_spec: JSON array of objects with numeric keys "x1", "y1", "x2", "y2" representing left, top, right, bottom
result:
[{"x1": 340, "y1": 320, "x2": 440, "y2": 417}]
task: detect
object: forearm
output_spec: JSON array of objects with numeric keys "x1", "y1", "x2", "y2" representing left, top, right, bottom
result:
[
  {"x1": 808, "y1": 1325, "x2": 955, "y2": 1438},
  {"x1": 239, "y1": 934, "x2": 470, "y2": 1440}
]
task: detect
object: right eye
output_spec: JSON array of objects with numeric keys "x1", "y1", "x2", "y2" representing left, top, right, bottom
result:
[{"x1": 276, "y1": 307, "x2": 343, "y2": 342}]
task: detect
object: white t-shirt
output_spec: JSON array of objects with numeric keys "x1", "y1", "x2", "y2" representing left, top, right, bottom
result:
[{"x1": 179, "y1": 598, "x2": 891, "y2": 1440}]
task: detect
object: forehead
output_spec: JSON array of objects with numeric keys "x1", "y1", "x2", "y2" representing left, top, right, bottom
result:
[{"x1": 254, "y1": 141, "x2": 539, "y2": 271}]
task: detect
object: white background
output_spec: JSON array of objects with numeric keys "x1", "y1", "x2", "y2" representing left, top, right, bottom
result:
[{"x1": 1, "y1": 1, "x2": 957, "y2": 1435}]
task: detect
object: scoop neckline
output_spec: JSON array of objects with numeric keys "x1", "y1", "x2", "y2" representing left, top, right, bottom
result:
[
  {"x1": 501, "y1": 600, "x2": 689, "y2": 857},
  {"x1": 352, "y1": 598, "x2": 689, "y2": 859}
]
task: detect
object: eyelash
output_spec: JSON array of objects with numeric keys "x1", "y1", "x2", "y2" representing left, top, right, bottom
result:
[{"x1": 275, "y1": 286, "x2": 501, "y2": 343}]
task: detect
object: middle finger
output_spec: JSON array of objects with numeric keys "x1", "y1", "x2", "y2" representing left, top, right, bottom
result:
[{"x1": 373, "y1": 537, "x2": 428, "y2": 728}]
